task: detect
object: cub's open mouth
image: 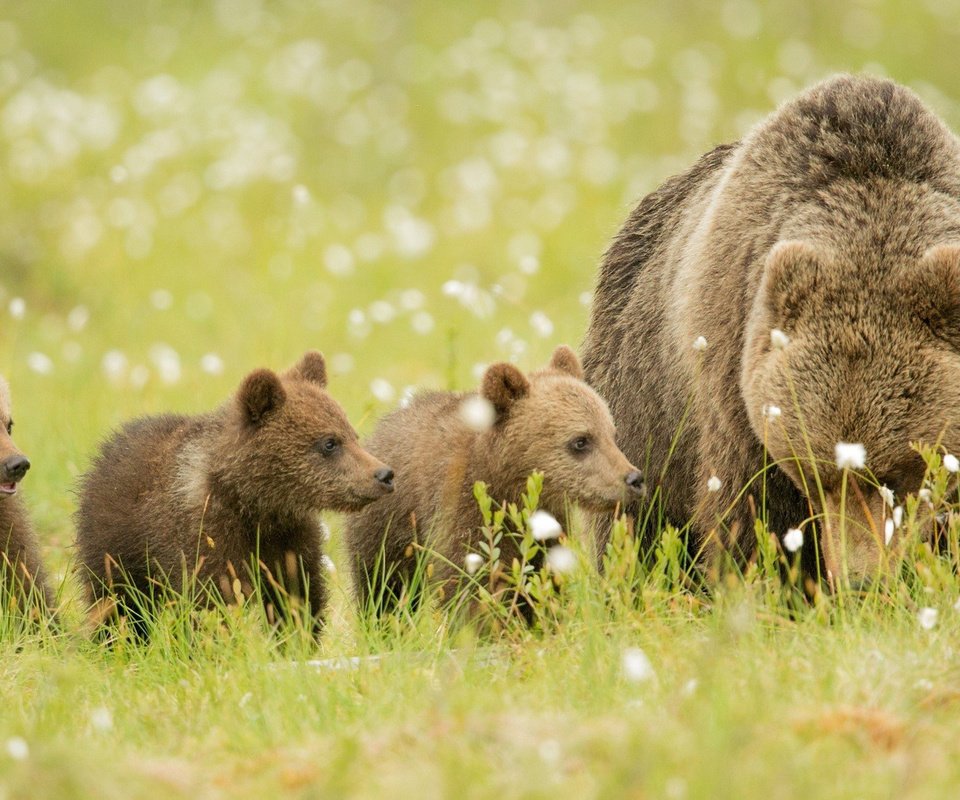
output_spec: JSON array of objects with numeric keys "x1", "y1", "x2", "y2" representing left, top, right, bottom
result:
[{"x1": 0, "y1": 482, "x2": 17, "y2": 496}]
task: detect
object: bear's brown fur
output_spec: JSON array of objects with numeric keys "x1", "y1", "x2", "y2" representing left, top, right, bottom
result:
[
  {"x1": 345, "y1": 345, "x2": 643, "y2": 615},
  {"x1": 76, "y1": 351, "x2": 394, "y2": 635},
  {"x1": 582, "y1": 74, "x2": 960, "y2": 586},
  {"x1": 0, "y1": 376, "x2": 55, "y2": 617}
]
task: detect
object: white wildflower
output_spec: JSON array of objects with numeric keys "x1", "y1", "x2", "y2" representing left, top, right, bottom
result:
[
  {"x1": 398, "y1": 289, "x2": 425, "y2": 311},
  {"x1": 545, "y1": 545, "x2": 577, "y2": 574},
  {"x1": 621, "y1": 647, "x2": 655, "y2": 683},
  {"x1": 8, "y1": 297, "x2": 25, "y2": 319},
  {"x1": 529, "y1": 310, "x2": 554, "y2": 338},
  {"x1": 918, "y1": 487, "x2": 932, "y2": 504},
  {"x1": 329, "y1": 353, "x2": 355, "y2": 374},
  {"x1": 762, "y1": 404, "x2": 782, "y2": 420},
  {"x1": 67, "y1": 305, "x2": 89, "y2": 332},
  {"x1": 464, "y1": 553, "x2": 484, "y2": 576},
  {"x1": 706, "y1": 475, "x2": 722, "y2": 492},
  {"x1": 320, "y1": 555, "x2": 336, "y2": 573},
  {"x1": 318, "y1": 520, "x2": 331, "y2": 542},
  {"x1": 26, "y1": 352, "x2": 53, "y2": 375},
  {"x1": 918, "y1": 607, "x2": 938, "y2": 630},
  {"x1": 101, "y1": 349, "x2": 128, "y2": 382},
  {"x1": 90, "y1": 707, "x2": 113, "y2": 732},
  {"x1": 370, "y1": 378, "x2": 395, "y2": 403},
  {"x1": 5, "y1": 737, "x2": 27, "y2": 760},
  {"x1": 292, "y1": 184, "x2": 311, "y2": 205},
  {"x1": 199, "y1": 353, "x2": 224, "y2": 375},
  {"x1": 538, "y1": 739, "x2": 561, "y2": 765},
  {"x1": 878, "y1": 485, "x2": 894, "y2": 508},
  {"x1": 783, "y1": 527, "x2": 803, "y2": 553},
  {"x1": 149, "y1": 289, "x2": 173, "y2": 310},
  {"x1": 324, "y1": 244, "x2": 355, "y2": 277},
  {"x1": 884, "y1": 518, "x2": 895, "y2": 547},
  {"x1": 459, "y1": 395, "x2": 496, "y2": 432},
  {"x1": 691, "y1": 336, "x2": 708, "y2": 352},
  {"x1": 369, "y1": 300, "x2": 396, "y2": 324},
  {"x1": 892, "y1": 505, "x2": 903, "y2": 529},
  {"x1": 834, "y1": 442, "x2": 866, "y2": 470},
  {"x1": 399, "y1": 386, "x2": 416, "y2": 409},
  {"x1": 944, "y1": 453, "x2": 959, "y2": 473},
  {"x1": 149, "y1": 343, "x2": 181, "y2": 385},
  {"x1": 529, "y1": 510, "x2": 562, "y2": 542},
  {"x1": 770, "y1": 328, "x2": 790, "y2": 350},
  {"x1": 411, "y1": 311, "x2": 434, "y2": 335}
]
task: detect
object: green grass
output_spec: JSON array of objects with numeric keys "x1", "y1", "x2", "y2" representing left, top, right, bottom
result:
[{"x1": 2, "y1": 0, "x2": 960, "y2": 796}]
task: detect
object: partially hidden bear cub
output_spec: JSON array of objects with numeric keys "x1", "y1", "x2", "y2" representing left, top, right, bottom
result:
[
  {"x1": 0, "y1": 375, "x2": 55, "y2": 618},
  {"x1": 76, "y1": 351, "x2": 394, "y2": 636},
  {"x1": 345, "y1": 345, "x2": 643, "y2": 617}
]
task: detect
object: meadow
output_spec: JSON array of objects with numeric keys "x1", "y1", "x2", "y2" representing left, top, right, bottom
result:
[{"x1": 2, "y1": 0, "x2": 960, "y2": 797}]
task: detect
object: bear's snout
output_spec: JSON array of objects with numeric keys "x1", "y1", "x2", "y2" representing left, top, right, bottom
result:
[
  {"x1": 2, "y1": 454, "x2": 29, "y2": 483},
  {"x1": 624, "y1": 469, "x2": 645, "y2": 496},
  {"x1": 374, "y1": 467, "x2": 395, "y2": 492}
]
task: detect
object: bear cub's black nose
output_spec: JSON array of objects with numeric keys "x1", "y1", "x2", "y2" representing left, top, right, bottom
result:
[
  {"x1": 3, "y1": 455, "x2": 29, "y2": 482},
  {"x1": 374, "y1": 467, "x2": 395, "y2": 489},
  {"x1": 624, "y1": 470, "x2": 644, "y2": 494}
]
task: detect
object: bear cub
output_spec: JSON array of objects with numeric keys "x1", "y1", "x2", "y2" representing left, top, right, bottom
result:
[
  {"x1": 0, "y1": 376, "x2": 55, "y2": 618},
  {"x1": 345, "y1": 345, "x2": 643, "y2": 617},
  {"x1": 76, "y1": 351, "x2": 394, "y2": 636}
]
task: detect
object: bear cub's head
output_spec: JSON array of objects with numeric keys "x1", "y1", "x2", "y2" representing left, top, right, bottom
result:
[
  {"x1": 231, "y1": 351, "x2": 394, "y2": 515},
  {"x1": 0, "y1": 376, "x2": 29, "y2": 499},
  {"x1": 476, "y1": 345, "x2": 643, "y2": 512}
]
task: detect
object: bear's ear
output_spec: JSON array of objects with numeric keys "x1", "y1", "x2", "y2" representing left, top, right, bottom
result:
[
  {"x1": 481, "y1": 362, "x2": 531, "y2": 417},
  {"x1": 285, "y1": 350, "x2": 327, "y2": 388},
  {"x1": 912, "y1": 245, "x2": 960, "y2": 330},
  {"x1": 238, "y1": 369, "x2": 287, "y2": 426},
  {"x1": 548, "y1": 345, "x2": 584, "y2": 380},
  {"x1": 761, "y1": 240, "x2": 822, "y2": 326}
]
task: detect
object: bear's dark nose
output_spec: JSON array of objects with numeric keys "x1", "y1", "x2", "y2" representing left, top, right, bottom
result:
[
  {"x1": 624, "y1": 469, "x2": 644, "y2": 495},
  {"x1": 3, "y1": 455, "x2": 30, "y2": 482},
  {"x1": 374, "y1": 467, "x2": 394, "y2": 490}
]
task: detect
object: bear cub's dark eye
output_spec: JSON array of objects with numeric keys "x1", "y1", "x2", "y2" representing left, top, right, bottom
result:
[
  {"x1": 316, "y1": 436, "x2": 341, "y2": 456},
  {"x1": 5, "y1": 420, "x2": 12, "y2": 435},
  {"x1": 568, "y1": 435, "x2": 592, "y2": 456}
]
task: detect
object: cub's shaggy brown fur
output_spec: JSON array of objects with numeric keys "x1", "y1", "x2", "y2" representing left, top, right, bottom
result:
[
  {"x1": 0, "y1": 376, "x2": 55, "y2": 617},
  {"x1": 76, "y1": 351, "x2": 394, "y2": 634},
  {"x1": 582, "y1": 74, "x2": 960, "y2": 585},
  {"x1": 345, "y1": 346, "x2": 643, "y2": 615}
]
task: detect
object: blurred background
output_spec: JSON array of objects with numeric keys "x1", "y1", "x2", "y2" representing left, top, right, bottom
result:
[{"x1": 2, "y1": 0, "x2": 960, "y2": 550}]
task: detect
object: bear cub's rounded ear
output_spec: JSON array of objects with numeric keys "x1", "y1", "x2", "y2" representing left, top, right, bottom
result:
[
  {"x1": 286, "y1": 350, "x2": 328, "y2": 388},
  {"x1": 238, "y1": 369, "x2": 287, "y2": 426},
  {"x1": 481, "y1": 362, "x2": 531, "y2": 416},
  {"x1": 548, "y1": 345, "x2": 584, "y2": 380}
]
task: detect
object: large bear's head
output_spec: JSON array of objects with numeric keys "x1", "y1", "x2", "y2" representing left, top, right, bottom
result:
[{"x1": 742, "y1": 239, "x2": 960, "y2": 584}]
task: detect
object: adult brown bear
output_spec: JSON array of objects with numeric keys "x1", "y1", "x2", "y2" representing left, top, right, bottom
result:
[{"x1": 582, "y1": 75, "x2": 960, "y2": 587}]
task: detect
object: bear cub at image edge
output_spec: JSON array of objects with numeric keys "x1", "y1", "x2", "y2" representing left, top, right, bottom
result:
[
  {"x1": 0, "y1": 376, "x2": 56, "y2": 618},
  {"x1": 75, "y1": 351, "x2": 394, "y2": 635},
  {"x1": 345, "y1": 345, "x2": 643, "y2": 617}
]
